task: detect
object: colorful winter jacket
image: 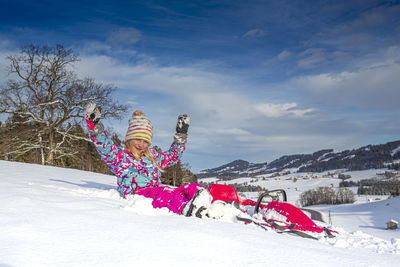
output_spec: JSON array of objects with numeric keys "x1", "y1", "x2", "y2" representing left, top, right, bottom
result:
[{"x1": 90, "y1": 131, "x2": 185, "y2": 197}]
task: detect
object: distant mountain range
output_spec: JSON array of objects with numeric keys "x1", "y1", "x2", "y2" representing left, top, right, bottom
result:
[{"x1": 198, "y1": 140, "x2": 400, "y2": 179}]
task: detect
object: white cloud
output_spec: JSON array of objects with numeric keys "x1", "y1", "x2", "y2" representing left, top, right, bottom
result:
[
  {"x1": 277, "y1": 50, "x2": 293, "y2": 61},
  {"x1": 0, "y1": 39, "x2": 15, "y2": 50},
  {"x1": 255, "y1": 103, "x2": 314, "y2": 118},
  {"x1": 264, "y1": 50, "x2": 293, "y2": 66},
  {"x1": 290, "y1": 47, "x2": 400, "y2": 110},
  {"x1": 297, "y1": 48, "x2": 326, "y2": 69},
  {"x1": 107, "y1": 27, "x2": 142, "y2": 45},
  {"x1": 76, "y1": 53, "x2": 227, "y2": 94},
  {"x1": 125, "y1": 96, "x2": 139, "y2": 106},
  {"x1": 237, "y1": 134, "x2": 358, "y2": 155},
  {"x1": 330, "y1": 5, "x2": 390, "y2": 36},
  {"x1": 215, "y1": 128, "x2": 250, "y2": 135},
  {"x1": 242, "y1": 28, "x2": 267, "y2": 38},
  {"x1": 342, "y1": 33, "x2": 372, "y2": 49}
]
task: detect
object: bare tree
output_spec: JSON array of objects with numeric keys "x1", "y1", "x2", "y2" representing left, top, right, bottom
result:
[
  {"x1": 300, "y1": 186, "x2": 355, "y2": 206},
  {"x1": 336, "y1": 187, "x2": 355, "y2": 204},
  {"x1": 0, "y1": 44, "x2": 128, "y2": 165}
]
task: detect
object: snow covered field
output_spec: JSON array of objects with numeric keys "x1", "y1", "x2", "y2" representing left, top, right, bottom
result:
[
  {"x1": 206, "y1": 168, "x2": 392, "y2": 204},
  {"x1": 1, "y1": 160, "x2": 399, "y2": 266}
]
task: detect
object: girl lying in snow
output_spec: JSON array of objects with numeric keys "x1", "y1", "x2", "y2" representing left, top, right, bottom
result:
[{"x1": 85, "y1": 103, "x2": 213, "y2": 217}]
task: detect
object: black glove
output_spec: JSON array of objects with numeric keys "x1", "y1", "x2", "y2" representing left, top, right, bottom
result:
[
  {"x1": 85, "y1": 102, "x2": 104, "y2": 134},
  {"x1": 174, "y1": 114, "x2": 190, "y2": 144},
  {"x1": 176, "y1": 114, "x2": 190, "y2": 134}
]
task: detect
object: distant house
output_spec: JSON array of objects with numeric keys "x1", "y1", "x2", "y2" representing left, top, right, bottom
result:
[{"x1": 386, "y1": 219, "x2": 398, "y2": 230}]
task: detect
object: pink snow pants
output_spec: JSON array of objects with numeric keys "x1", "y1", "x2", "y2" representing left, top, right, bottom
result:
[{"x1": 135, "y1": 183, "x2": 204, "y2": 214}]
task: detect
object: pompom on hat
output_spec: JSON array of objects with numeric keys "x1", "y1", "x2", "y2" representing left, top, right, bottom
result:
[{"x1": 125, "y1": 110, "x2": 153, "y2": 144}]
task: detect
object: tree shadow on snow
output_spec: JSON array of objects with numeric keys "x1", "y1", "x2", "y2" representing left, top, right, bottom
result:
[{"x1": 49, "y1": 179, "x2": 115, "y2": 190}]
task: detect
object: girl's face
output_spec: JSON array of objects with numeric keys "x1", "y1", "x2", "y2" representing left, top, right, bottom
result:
[{"x1": 129, "y1": 139, "x2": 150, "y2": 155}]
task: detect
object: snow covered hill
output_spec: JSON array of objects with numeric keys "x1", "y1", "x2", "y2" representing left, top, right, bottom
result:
[{"x1": 1, "y1": 160, "x2": 399, "y2": 266}]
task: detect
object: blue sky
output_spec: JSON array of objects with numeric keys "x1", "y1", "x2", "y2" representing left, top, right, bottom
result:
[{"x1": 1, "y1": 0, "x2": 400, "y2": 172}]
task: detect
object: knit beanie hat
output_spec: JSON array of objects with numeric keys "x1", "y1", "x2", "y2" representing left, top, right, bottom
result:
[{"x1": 125, "y1": 110, "x2": 153, "y2": 144}]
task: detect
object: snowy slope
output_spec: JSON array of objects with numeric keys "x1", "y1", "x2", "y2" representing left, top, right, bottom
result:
[
  {"x1": 312, "y1": 198, "x2": 400, "y2": 240},
  {"x1": 1, "y1": 160, "x2": 399, "y2": 267}
]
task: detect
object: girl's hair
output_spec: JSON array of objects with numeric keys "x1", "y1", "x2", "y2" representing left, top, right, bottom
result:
[{"x1": 125, "y1": 141, "x2": 163, "y2": 172}]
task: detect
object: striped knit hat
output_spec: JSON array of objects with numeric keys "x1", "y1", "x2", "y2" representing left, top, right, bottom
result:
[{"x1": 125, "y1": 110, "x2": 153, "y2": 144}]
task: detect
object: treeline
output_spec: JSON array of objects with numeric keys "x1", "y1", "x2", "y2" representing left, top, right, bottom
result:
[
  {"x1": 159, "y1": 160, "x2": 198, "y2": 186},
  {"x1": 388, "y1": 163, "x2": 400, "y2": 170},
  {"x1": 340, "y1": 178, "x2": 400, "y2": 196},
  {"x1": 299, "y1": 187, "x2": 355, "y2": 207},
  {"x1": 0, "y1": 117, "x2": 116, "y2": 174}
]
